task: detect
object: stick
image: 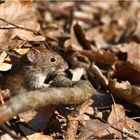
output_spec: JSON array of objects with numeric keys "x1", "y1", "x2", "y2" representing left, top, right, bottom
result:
[
  {"x1": 0, "y1": 17, "x2": 39, "y2": 35},
  {"x1": 0, "y1": 80, "x2": 94, "y2": 123},
  {"x1": 65, "y1": 99, "x2": 93, "y2": 140}
]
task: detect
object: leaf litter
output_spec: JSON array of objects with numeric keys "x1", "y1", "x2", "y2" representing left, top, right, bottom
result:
[{"x1": 0, "y1": 1, "x2": 140, "y2": 139}]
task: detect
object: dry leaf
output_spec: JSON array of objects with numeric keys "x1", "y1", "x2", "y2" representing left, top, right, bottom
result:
[
  {"x1": 107, "y1": 104, "x2": 127, "y2": 138},
  {"x1": 68, "y1": 52, "x2": 91, "y2": 69},
  {"x1": 108, "y1": 104, "x2": 126, "y2": 129},
  {"x1": 109, "y1": 61, "x2": 140, "y2": 86},
  {"x1": 79, "y1": 49, "x2": 117, "y2": 64},
  {"x1": 0, "y1": 51, "x2": 12, "y2": 71},
  {"x1": 13, "y1": 48, "x2": 30, "y2": 55},
  {"x1": 109, "y1": 79, "x2": 140, "y2": 107},
  {"x1": 21, "y1": 131, "x2": 53, "y2": 140},
  {"x1": 0, "y1": 0, "x2": 45, "y2": 50},
  {"x1": 69, "y1": 23, "x2": 92, "y2": 51},
  {"x1": 79, "y1": 119, "x2": 115, "y2": 139},
  {"x1": 107, "y1": 103, "x2": 138, "y2": 138},
  {"x1": 72, "y1": 23, "x2": 91, "y2": 50},
  {"x1": 0, "y1": 134, "x2": 14, "y2": 140},
  {"x1": 88, "y1": 63, "x2": 108, "y2": 87},
  {"x1": 70, "y1": 23, "x2": 83, "y2": 51},
  {"x1": 20, "y1": 122, "x2": 59, "y2": 140},
  {"x1": 0, "y1": 63, "x2": 12, "y2": 71},
  {"x1": 117, "y1": 43, "x2": 140, "y2": 69},
  {"x1": 0, "y1": 51, "x2": 7, "y2": 64},
  {"x1": 109, "y1": 61, "x2": 140, "y2": 107},
  {"x1": 70, "y1": 67, "x2": 85, "y2": 81}
]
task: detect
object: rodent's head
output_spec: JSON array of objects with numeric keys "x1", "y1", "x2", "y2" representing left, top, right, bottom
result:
[{"x1": 26, "y1": 46, "x2": 68, "y2": 75}]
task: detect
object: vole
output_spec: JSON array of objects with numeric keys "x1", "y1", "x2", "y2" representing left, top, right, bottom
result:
[{"x1": 2, "y1": 45, "x2": 68, "y2": 95}]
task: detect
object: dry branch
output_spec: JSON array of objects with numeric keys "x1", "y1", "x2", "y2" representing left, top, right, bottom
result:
[
  {"x1": 0, "y1": 17, "x2": 39, "y2": 35},
  {"x1": 0, "y1": 80, "x2": 94, "y2": 123},
  {"x1": 65, "y1": 99, "x2": 93, "y2": 140}
]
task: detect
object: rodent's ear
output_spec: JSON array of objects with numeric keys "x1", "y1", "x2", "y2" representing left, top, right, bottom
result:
[{"x1": 27, "y1": 48, "x2": 42, "y2": 63}]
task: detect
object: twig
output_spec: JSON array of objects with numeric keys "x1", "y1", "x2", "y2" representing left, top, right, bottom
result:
[
  {"x1": 65, "y1": 115, "x2": 79, "y2": 140},
  {"x1": 0, "y1": 17, "x2": 39, "y2": 35},
  {"x1": 65, "y1": 99, "x2": 93, "y2": 140},
  {"x1": 0, "y1": 80, "x2": 94, "y2": 123},
  {"x1": 85, "y1": 113, "x2": 140, "y2": 139}
]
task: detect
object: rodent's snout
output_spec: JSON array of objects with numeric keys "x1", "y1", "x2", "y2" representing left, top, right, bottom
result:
[{"x1": 58, "y1": 61, "x2": 68, "y2": 72}]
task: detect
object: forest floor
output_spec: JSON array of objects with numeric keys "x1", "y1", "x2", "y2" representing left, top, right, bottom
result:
[{"x1": 0, "y1": 1, "x2": 140, "y2": 139}]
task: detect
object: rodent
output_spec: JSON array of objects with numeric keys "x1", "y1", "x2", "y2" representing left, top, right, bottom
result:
[{"x1": 1, "y1": 44, "x2": 68, "y2": 95}]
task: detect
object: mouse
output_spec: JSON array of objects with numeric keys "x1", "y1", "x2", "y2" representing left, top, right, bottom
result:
[{"x1": 1, "y1": 44, "x2": 68, "y2": 95}]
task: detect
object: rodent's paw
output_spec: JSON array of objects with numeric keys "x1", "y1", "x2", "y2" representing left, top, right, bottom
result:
[
  {"x1": 41, "y1": 83, "x2": 49, "y2": 88},
  {"x1": 34, "y1": 83, "x2": 49, "y2": 89}
]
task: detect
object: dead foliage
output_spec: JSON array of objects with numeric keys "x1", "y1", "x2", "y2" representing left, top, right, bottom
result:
[{"x1": 0, "y1": 1, "x2": 140, "y2": 139}]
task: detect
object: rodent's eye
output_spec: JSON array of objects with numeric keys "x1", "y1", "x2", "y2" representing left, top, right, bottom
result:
[{"x1": 50, "y1": 57, "x2": 56, "y2": 63}]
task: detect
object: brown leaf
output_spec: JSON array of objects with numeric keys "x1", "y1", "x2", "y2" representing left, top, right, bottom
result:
[
  {"x1": 109, "y1": 61, "x2": 140, "y2": 86},
  {"x1": 0, "y1": 0, "x2": 45, "y2": 50},
  {"x1": 109, "y1": 79, "x2": 140, "y2": 107},
  {"x1": 0, "y1": 51, "x2": 12, "y2": 71},
  {"x1": 79, "y1": 49, "x2": 117, "y2": 64},
  {"x1": 108, "y1": 60, "x2": 140, "y2": 107},
  {"x1": 70, "y1": 23, "x2": 83, "y2": 51},
  {"x1": 70, "y1": 23, "x2": 91, "y2": 51},
  {"x1": 108, "y1": 104, "x2": 127, "y2": 138},
  {"x1": 21, "y1": 132, "x2": 53, "y2": 140},
  {"x1": 108, "y1": 104, "x2": 126, "y2": 129},
  {"x1": 68, "y1": 52, "x2": 91, "y2": 69},
  {"x1": 70, "y1": 67, "x2": 85, "y2": 81},
  {"x1": 117, "y1": 43, "x2": 140, "y2": 69},
  {"x1": 1, "y1": 134, "x2": 13, "y2": 140},
  {"x1": 73, "y1": 23, "x2": 91, "y2": 50},
  {"x1": 88, "y1": 63, "x2": 108, "y2": 87}
]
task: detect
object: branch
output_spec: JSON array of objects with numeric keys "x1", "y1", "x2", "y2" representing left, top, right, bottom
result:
[
  {"x1": 0, "y1": 80, "x2": 94, "y2": 123},
  {"x1": 65, "y1": 99, "x2": 93, "y2": 140},
  {"x1": 0, "y1": 17, "x2": 39, "y2": 35}
]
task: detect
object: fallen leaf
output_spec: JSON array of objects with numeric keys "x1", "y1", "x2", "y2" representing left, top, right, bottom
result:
[
  {"x1": 107, "y1": 104, "x2": 127, "y2": 138},
  {"x1": 108, "y1": 60, "x2": 140, "y2": 107},
  {"x1": 79, "y1": 119, "x2": 116, "y2": 139},
  {"x1": 109, "y1": 79, "x2": 140, "y2": 107},
  {"x1": 70, "y1": 67, "x2": 85, "y2": 81},
  {"x1": 79, "y1": 49, "x2": 117, "y2": 65},
  {"x1": 0, "y1": 63, "x2": 12, "y2": 71},
  {"x1": 0, "y1": 51, "x2": 7, "y2": 64},
  {"x1": 108, "y1": 104, "x2": 126, "y2": 129},
  {"x1": 70, "y1": 23, "x2": 83, "y2": 51},
  {"x1": 69, "y1": 22, "x2": 92, "y2": 51},
  {"x1": 68, "y1": 52, "x2": 91, "y2": 69},
  {"x1": 107, "y1": 103, "x2": 138, "y2": 138},
  {"x1": 88, "y1": 62, "x2": 108, "y2": 87},
  {"x1": 117, "y1": 43, "x2": 140, "y2": 69},
  {"x1": 0, "y1": 51, "x2": 12, "y2": 71},
  {"x1": 0, "y1": 0, "x2": 45, "y2": 50},
  {"x1": 73, "y1": 23, "x2": 91, "y2": 50},
  {"x1": 21, "y1": 132, "x2": 53, "y2": 140},
  {"x1": 13, "y1": 48, "x2": 30, "y2": 55},
  {"x1": 0, "y1": 134, "x2": 13, "y2": 140},
  {"x1": 109, "y1": 61, "x2": 140, "y2": 86},
  {"x1": 20, "y1": 125, "x2": 53, "y2": 140}
]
